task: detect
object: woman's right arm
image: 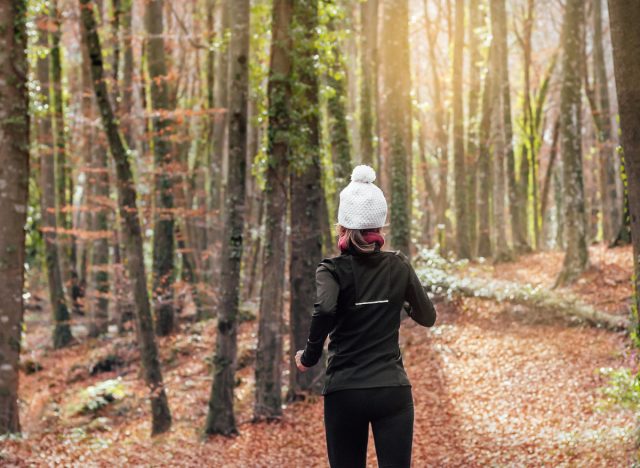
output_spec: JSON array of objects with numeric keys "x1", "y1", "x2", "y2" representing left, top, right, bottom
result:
[{"x1": 401, "y1": 255, "x2": 436, "y2": 327}]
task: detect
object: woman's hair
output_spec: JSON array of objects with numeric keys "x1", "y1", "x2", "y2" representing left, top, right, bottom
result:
[{"x1": 337, "y1": 225, "x2": 381, "y2": 254}]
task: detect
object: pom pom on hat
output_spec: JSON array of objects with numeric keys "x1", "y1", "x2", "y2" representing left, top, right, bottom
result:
[
  {"x1": 351, "y1": 165, "x2": 376, "y2": 183},
  {"x1": 338, "y1": 165, "x2": 388, "y2": 230}
]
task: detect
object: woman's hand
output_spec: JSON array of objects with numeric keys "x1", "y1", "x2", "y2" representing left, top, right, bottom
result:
[{"x1": 295, "y1": 350, "x2": 310, "y2": 372}]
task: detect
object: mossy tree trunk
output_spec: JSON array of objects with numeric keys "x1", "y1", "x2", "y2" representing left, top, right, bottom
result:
[
  {"x1": 359, "y1": 0, "x2": 378, "y2": 166},
  {"x1": 608, "y1": 0, "x2": 640, "y2": 325},
  {"x1": 253, "y1": 0, "x2": 293, "y2": 421},
  {"x1": 477, "y1": 41, "x2": 496, "y2": 258},
  {"x1": 79, "y1": 0, "x2": 172, "y2": 435},
  {"x1": 326, "y1": 2, "x2": 351, "y2": 192},
  {"x1": 556, "y1": 0, "x2": 588, "y2": 286},
  {"x1": 0, "y1": 0, "x2": 28, "y2": 435},
  {"x1": 380, "y1": 0, "x2": 411, "y2": 256},
  {"x1": 288, "y1": 0, "x2": 326, "y2": 400},
  {"x1": 145, "y1": 0, "x2": 176, "y2": 336},
  {"x1": 205, "y1": 0, "x2": 250, "y2": 436},
  {"x1": 593, "y1": 0, "x2": 619, "y2": 243}
]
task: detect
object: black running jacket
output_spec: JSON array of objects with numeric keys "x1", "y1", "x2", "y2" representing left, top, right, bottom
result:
[{"x1": 300, "y1": 245, "x2": 436, "y2": 395}]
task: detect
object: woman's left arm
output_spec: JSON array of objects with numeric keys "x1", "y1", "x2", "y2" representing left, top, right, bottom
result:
[{"x1": 297, "y1": 262, "x2": 339, "y2": 370}]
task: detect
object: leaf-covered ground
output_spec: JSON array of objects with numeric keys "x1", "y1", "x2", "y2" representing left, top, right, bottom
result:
[{"x1": 1, "y1": 245, "x2": 637, "y2": 466}]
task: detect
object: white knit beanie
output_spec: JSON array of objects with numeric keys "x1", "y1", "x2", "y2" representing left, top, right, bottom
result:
[{"x1": 337, "y1": 165, "x2": 388, "y2": 230}]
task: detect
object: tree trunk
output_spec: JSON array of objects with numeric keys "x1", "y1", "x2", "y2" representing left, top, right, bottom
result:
[
  {"x1": 490, "y1": 0, "x2": 510, "y2": 261},
  {"x1": 466, "y1": 0, "x2": 482, "y2": 256},
  {"x1": 608, "y1": 0, "x2": 640, "y2": 323},
  {"x1": 594, "y1": 0, "x2": 619, "y2": 243},
  {"x1": 540, "y1": 118, "x2": 561, "y2": 240},
  {"x1": 87, "y1": 145, "x2": 110, "y2": 337},
  {"x1": 452, "y1": 0, "x2": 470, "y2": 259},
  {"x1": 611, "y1": 155, "x2": 631, "y2": 247},
  {"x1": 210, "y1": 0, "x2": 230, "y2": 273},
  {"x1": 556, "y1": 0, "x2": 588, "y2": 286},
  {"x1": 288, "y1": 0, "x2": 326, "y2": 400},
  {"x1": 359, "y1": 0, "x2": 378, "y2": 166},
  {"x1": 492, "y1": 0, "x2": 525, "y2": 253},
  {"x1": 0, "y1": 0, "x2": 28, "y2": 434},
  {"x1": 519, "y1": 0, "x2": 535, "y2": 250},
  {"x1": 145, "y1": 0, "x2": 176, "y2": 336},
  {"x1": 79, "y1": 0, "x2": 172, "y2": 435},
  {"x1": 424, "y1": 1, "x2": 449, "y2": 241},
  {"x1": 205, "y1": 0, "x2": 250, "y2": 436},
  {"x1": 380, "y1": 0, "x2": 412, "y2": 255},
  {"x1": 50, "y1": 0, "x2": 73, "y2": 290},
  {"x1": 326, "y1": 6, "x2": 351, "y2": 194},
  {"x1": 37, "y1": 13, "x2": 74, "y2": 348},
  {"x1": 253, "y1": 0, "x2": 293, "y2": 421},
  {"x1": 477, "y1": 41, "x2": 496, "y2": 258}
]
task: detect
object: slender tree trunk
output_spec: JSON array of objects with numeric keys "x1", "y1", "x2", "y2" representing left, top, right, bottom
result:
[
  {"x1": 50, "y1": 0, "x2": 72, "y2": 288},
  {"x1": 37, "y1": 14, "x2": 74, "y2": 348},
  {"x1": 380, "y1": 0, "x2": 412, "y2": 255},
  {"x1": 492, "y1": 0, "x2": 524, "y2": 252},
  {"x1": 205, "y1": 0, "x2": 250, "y2": 436},
  {"x1": 359, "y1": 0, "x2": 378, "y2": 166},
  {"x1": 611, "y1": 155, "x2": 631, "y2": 246},
  {"x1": 0, "y1": 0, "x2": 28, "y2": 434},
  {"x1": 556, "y1": 0, "x2": 588, "y2": 286},
  {"x1": 519, "y1": 0, "x2": 535, "y2": 250},
  {"x1": 490, "y1": 0, "x2": 510, "y2": 261},
  {"x1": 466, "y1": 0, "x2": 482, "y2": 256},
  {"x1": 87, "y1": 145, "x2": 111, "y2": 337},
  {"x1": 540, "y1": 118, "x2": 561, "y2": 239},
  {"x1": 114, "y1": 0, "x2": 134, "y2": 329},
  {"x1": 79, "y1": 0, "x2": 172, "y2": 435},
  {"x1": 210, "y1": 0, "x2": 230, "y2": 275},
  {"x1": 608, "y1": 0, "x2": 640, "y2": 321},
  {"x1": 253, "y1": 0, "x2": 293, "y2": 421},
  {"x1": 594, "y1": 0, "x2": 619, "y2": 242},
  {"x1": 452, "y1": 0, "x2": 470, "y2": 258},
  {"x1": 477, "y1": 42, "x2": 496, "y2": 258},
  {"x1": 288, "y1": 0, "x2": 326, "y2": 400},
  {"x1": 424, "y1": 1, "x2": 449, "y2": 240},
  {"x1": 145, "y1": 0, "x2": 177, "y2": 336}
]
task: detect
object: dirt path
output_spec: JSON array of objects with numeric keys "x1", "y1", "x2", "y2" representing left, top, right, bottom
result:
[{"x1": 3, "y1": 292, "x2": 635, "y2": 467}]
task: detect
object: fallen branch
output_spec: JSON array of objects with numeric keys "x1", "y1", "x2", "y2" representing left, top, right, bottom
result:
[{"x1": 415, "y1": 250, "x2": 630, "y2": 331}]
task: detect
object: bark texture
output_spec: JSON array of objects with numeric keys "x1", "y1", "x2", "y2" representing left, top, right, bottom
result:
[
  {"x1": 205, "y1": 0, "x2": 250, "y2": 436},
  {"x1": 359, "y1": 0, "x2": 378, "y2": 165},
  {"x1": 0, "y1": 0, "x2": 28, "y2": 434},
  {"x1": 593, "y1": 0, "x2": 619, "y2": 242},
  {"x1": 380, "y1": 0, "x2": 412, "y2": 255},
  {"x1": 477, "y1": 42, "x2": 496, "y2": 258},
  {"x1": 608, "y1": 0, "x2": 640, "y2": 320},
  {"x1": 556, "y1": 0, "x2": 588, "y2": 285},
  {"x1": 253, "y1": 0, "x2": 293, "y2": 421},
  {"x1": 452, "y1": 0, "x2": 470, "y2": 258},
  {"x1": 288, "y1": 0, "x2": 326, "y2": 399},
  {"x1": 145, "y1": 0, "x2": 176, "y2": 336}
]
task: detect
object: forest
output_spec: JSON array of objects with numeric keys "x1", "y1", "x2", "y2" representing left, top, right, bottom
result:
[{"x1": 1, "y1": 0, "x2": 640, "y2": 465}]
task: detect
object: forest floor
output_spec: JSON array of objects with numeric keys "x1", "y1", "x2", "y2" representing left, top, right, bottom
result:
[{"x1": 1, "y1": 244, "x2": 638, "y2": 467}]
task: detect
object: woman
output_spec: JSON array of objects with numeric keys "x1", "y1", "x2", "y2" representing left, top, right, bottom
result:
[{"x1": 295, "y1": 165, "x2": 437, "y2": 468}]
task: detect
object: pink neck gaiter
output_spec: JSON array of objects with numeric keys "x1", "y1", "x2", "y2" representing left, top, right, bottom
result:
[{"x1": 338, "y1": 231, "x2": 385, "y2": 252}]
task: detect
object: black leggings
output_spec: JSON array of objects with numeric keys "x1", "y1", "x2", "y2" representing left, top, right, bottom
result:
[{"x1": 323, "y1": 386, "x2": 414, "y2": 468}]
